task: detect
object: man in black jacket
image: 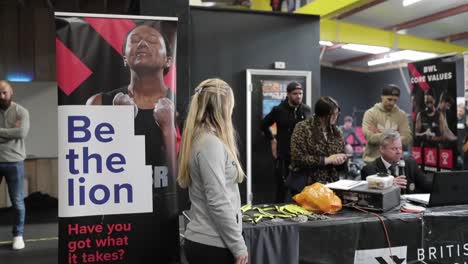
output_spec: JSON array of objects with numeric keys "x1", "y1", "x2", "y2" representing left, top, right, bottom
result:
[
  {"x1": 261, "y1": 82, "x2": 312, "y2": 202},
  {"x1": 361, "y1": 130, "x2": 432, "y2": 194}
]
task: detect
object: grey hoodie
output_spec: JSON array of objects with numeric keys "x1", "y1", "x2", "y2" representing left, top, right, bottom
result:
[
  {"x1": 0, "y1": 102, "x2": 29, "y2": 162},
  {"x1": 362, "y1": 103, "x2": 412, "y2": 163},
  {"x1": 184, "y1": 133, "x2": 247, "y2": 257}
]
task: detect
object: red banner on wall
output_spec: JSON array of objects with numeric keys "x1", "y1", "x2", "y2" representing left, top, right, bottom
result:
[{"x1": 411, "y1": 146, "x2": 422, "y2": 164}]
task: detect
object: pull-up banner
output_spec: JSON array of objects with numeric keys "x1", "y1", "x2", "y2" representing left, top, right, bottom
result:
[
  {"x1": 408, "y1": 55, "x2": 458, "y2": 172},
  {"x1": 55, "y1": 13, "x2": 179, "y2": 264}
]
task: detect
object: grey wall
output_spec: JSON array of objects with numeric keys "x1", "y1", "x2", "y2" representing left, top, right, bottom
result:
[
  {"x1": 190, "y1": 7, "x2": 320, "y2": 146},
  {"x1": 321, "y1": 66, "x2": 373, "y2": 125},
  {"x1": 190, "y1": 8, "x2": 321, "y2": 106},
  {"x1": 11, "y1": 81, "x2": 58, "y2": 158},
  {"x1": 321, "y1": 66, "x2": 412, "y2": 126},
  {"x1": 190, "y1": 7, "x2": 320, "y2": 203}
]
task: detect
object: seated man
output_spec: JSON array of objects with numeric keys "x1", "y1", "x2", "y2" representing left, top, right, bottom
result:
[{"x1": 361, "y1": 130, "x2": 431, "y2": 193}]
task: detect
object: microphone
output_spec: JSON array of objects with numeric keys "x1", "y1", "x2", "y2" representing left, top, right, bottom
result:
[
  {"x1": 398, "y1": 160, "x2": 405, "y2": 176},
  {"x1": 398, "y1": 160, "x2": 407, "y2": 194}
]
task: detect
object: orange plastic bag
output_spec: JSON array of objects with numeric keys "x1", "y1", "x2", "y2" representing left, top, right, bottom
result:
[{"x1": 293, "y1": 182, "x2": 342, "y2": 214}]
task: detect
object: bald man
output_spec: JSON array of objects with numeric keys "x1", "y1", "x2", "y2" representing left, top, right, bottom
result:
[{"x1": 0, "y1": 80, "x2": 30, "y2": 250}]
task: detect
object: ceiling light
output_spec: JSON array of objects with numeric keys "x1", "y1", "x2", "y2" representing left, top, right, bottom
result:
[
  {"x1": 392, "y1": 50, "x2": 437, "y2": 61},
  {"x1": 367, "y1": 50, "x2": 437, "y2": 66},
  {"x1": 342, "y1": 44, "x2": 390, "y2": 54},
  {"x1": 402, "y1": 0, "x2": 423, "y2": 7},
  {"x1": 6, "y1": 73, "x2": 33, "y2": 82},
  {"x1": 200, "y1": 2, "x2": 216, "y2": 7},
  {"x1": 319, "y1": 41, "x2": 334, "y2": 46},
  {"x1": 368, "y1": 57, "x2": 401, "y2": 66}
]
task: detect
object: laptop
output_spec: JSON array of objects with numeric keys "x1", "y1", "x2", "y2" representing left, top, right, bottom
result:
[{"x1": 405, "y1": 170, "x2": 468, "y2": 207}]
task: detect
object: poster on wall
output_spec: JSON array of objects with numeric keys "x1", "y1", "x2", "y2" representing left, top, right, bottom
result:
[
  {"x1": 55, "y1": 13, "x2": 179, "y2": 263},
  {"x1": 408, "y1": 55, "x2": 458, "y2": 172},
  {"x1": 261, "y1": 79, "x2": 304, "y2": 135},
  {"x1": 261, "y1": 80, "x2": 288, "y2": 118}
]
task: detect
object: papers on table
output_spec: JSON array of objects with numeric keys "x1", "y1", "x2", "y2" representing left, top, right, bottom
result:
[
  {"x1": 402, "y1": 193, "x2": 430, "y2": 205},
  {"x1": 326, "y1": 180, "x2": 367, "y2": 190},
  {"x1": 401, "y1": 203, "x2": 426, "y2": 213}
]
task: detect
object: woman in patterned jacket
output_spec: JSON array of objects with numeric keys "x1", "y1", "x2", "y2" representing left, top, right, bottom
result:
[{"x1": 288, "y1": 96, "x2": 348, "y2": 194}]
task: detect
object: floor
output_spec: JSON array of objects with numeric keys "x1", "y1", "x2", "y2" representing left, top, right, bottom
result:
[
  {"x1": 0, "y1": 193, "x2": 190, "y2": 264},
  {"x1": 0, "y1": 200, "x2": 59, "y2": 264}
]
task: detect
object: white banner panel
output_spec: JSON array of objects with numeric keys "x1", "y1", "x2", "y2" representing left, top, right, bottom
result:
[
  {"x1": 58, "y1": 105, "x2": 152, "y2": 217},
  {"x1": 354, "y1": 246, "x2": 407, "y2": 264}
]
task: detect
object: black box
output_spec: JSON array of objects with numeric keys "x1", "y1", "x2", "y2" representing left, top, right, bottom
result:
[{"x1": 330, "y1": 185, "x2": 401, "y2": 212}]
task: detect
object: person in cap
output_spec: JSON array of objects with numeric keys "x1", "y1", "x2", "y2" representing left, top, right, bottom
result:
[
  {"x1": 361, "y1": 84, "x2": 412, "y2": 163},
  {"x1": 261, "y1": 81, "x2": 312, "y2": 202}
]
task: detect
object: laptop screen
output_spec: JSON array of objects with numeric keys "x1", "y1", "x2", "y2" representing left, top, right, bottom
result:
[{"x1": 428, "y1": 170, "x2": 468, "y2": 207}]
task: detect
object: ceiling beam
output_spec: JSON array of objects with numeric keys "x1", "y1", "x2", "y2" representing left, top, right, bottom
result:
[
  {"x1": 437, "y1": 31, "x2": 468, "y2": 42},
  {"x1": 321, "y1": 19, "x2": 468, "y2": 54},
  {"x1": 334, "y1": 0, "x2": 386, "y2": 20},
  {"x1": 333, "y1": 3, "x2": 468, "y2": 65},
  {"x1": 385, "y1": 3, "x2": 468, "y2": 31},
  {"x1": 334, "y1": 53, "x2": 383, "y2": 66},
  {"x1": 294, "y1": 0, "x2": 369, "y2": 18}
]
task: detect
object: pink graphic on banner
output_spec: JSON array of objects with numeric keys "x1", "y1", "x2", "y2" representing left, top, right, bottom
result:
[
  {"x1": 412, "y1": 147, "x2": 422, "y2": 164},
  {"x1": 424, "y1": 148, "x2": 437, "y2": 167},
  {"x1": 164, "y1": 64, "x2": 177, "y2": 92},
  {"x1": 439, "y1": 149, "x2": 453, "y2": 169},
  {"x1": 55, "y1": 38, "x2": 92, "y2": 95},
  {"x1": 84, "y1": 18, "x2": 136, "y2": 56},
  {"x1": 67, "y1": 223, "x2": 131, "y2": 263},
  {"x1": 407, "y1": 63, "x2": 431, "y2": 92}
]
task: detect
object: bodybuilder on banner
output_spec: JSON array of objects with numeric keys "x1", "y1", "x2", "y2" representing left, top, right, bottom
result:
[
  {"x1": 87, "y1": 23, "x2": 179, "y2": 263},
  {"x1": 415, "y1": 91, "x2": 456, "y2": 147}
]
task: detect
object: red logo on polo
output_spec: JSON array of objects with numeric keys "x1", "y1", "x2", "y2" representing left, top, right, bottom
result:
[
  {"x1": 439, "y1": 149, "x2": 453, "y2": 169},
  {"x1": 424, "y1": 148, "x2": 437, "y2": 167},
  {"x1": 412, "y1": 147, "x2": 422, "y2": 164}
]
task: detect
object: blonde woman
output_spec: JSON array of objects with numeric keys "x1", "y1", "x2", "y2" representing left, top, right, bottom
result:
[{"x1": 178, "y1": 79, "x2": 248, "y2": 264}]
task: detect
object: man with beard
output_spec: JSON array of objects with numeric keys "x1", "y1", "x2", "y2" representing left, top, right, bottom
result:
[
  {"x1": 261, "y1": 82, "x2": 311, "y2": 202},
  {"x1": 362, "y1": 84, "x2": 412, "y2": 164},
  {"x1": 0, "y1": 80, "x2": 30, "y2": 250}
]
